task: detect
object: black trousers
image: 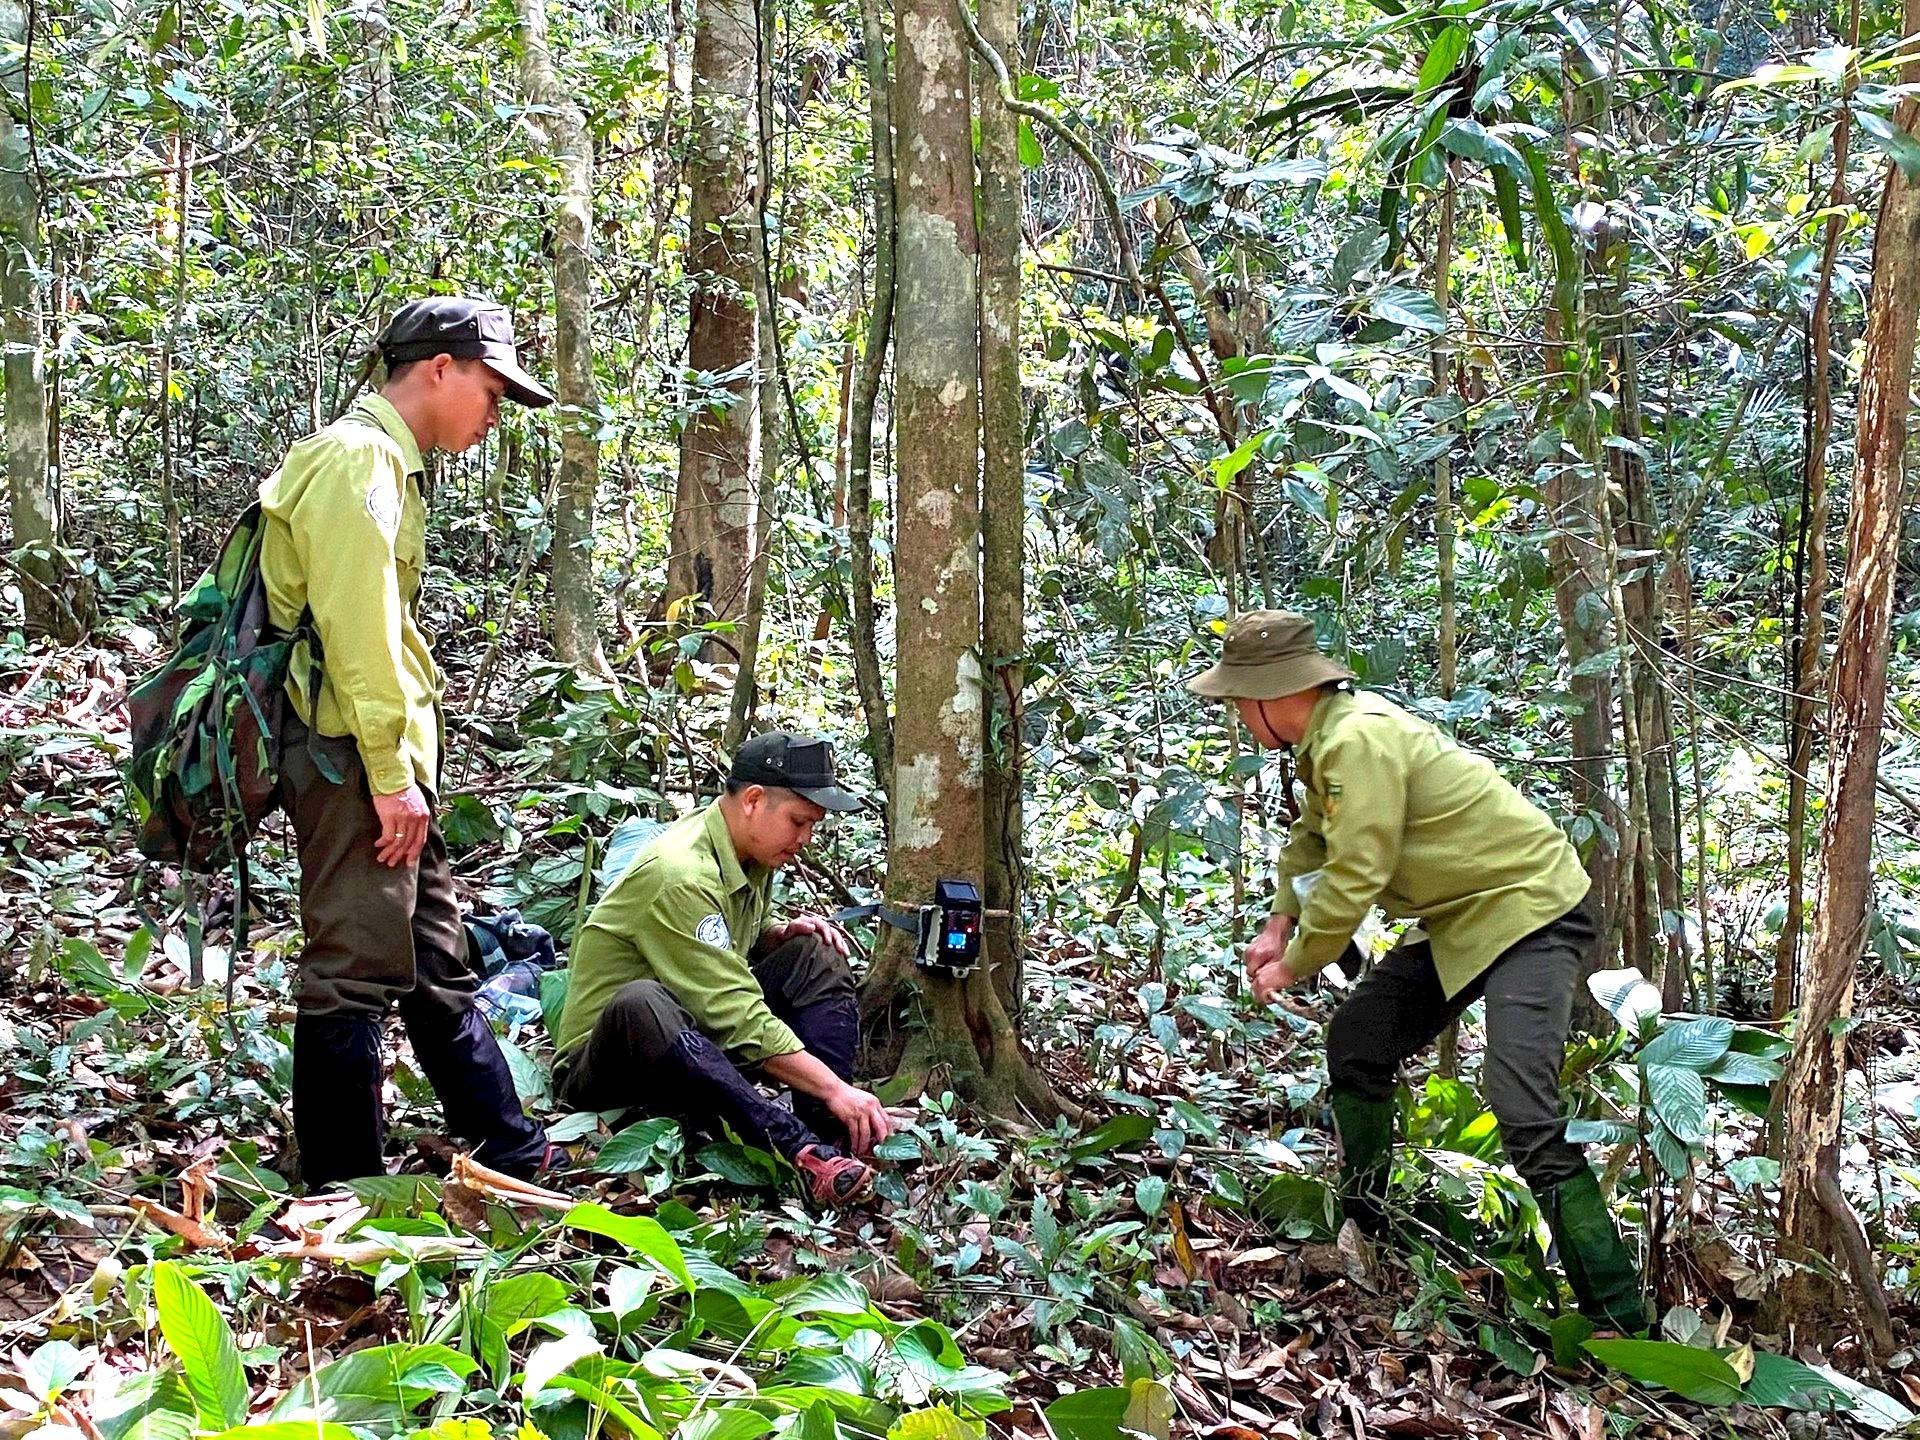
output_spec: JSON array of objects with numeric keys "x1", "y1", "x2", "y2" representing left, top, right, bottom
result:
[
  {"x1": 1325, "y1": 900, "x2": 1596, "y2": 1191},
  {"x1": 554, "y1": 935, "x2": 858, "y2": 1159},
  {"x1": 280, "y1": 713, "x2": 547, "y2": 1187}
]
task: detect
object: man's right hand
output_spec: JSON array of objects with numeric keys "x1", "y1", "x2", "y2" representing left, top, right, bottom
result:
[
  {"x1": 827, "y1": 1082, "x2": 893, "y2": 1157},
  {"x1": 1242, "y1": 912, "x2": 1295, "y2": 984},
  {"x1": 372, "y1": 784, "x2": 432, "y2": 868}
]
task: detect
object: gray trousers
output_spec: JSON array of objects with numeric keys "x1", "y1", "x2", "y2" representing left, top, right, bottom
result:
[{"x1": 1325, "y1": 900, "x2": 1596, "y2": 1190}]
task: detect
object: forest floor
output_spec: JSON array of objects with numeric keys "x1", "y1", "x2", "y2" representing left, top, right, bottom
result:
[{"x1": 3, "y1": 632, "x2": 1919, "y2": 1440}]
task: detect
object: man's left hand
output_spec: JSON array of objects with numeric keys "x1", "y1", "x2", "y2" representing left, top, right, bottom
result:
[{"x1": 765, "y1": 915, "x2": 853, "y2": 956}]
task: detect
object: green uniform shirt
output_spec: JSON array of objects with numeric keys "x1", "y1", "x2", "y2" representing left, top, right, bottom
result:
[
  {"x1": 1273, "y1": 689, "x2": 1591, "y2": 998},
  {"x1": 558, "y1": 802, "x2": 803, "y2": 1063},
  {"x1": 259, "y1": 395, "x2": 444, "y2": 797}
]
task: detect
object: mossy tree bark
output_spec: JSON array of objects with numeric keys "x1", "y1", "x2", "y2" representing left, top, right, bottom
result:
[
  {"x1": 517, "y1": 0, "x2": 605, "y2": 672},
  {"x1": 665, "y1": 0, "x2": 762, "y2": 654},
  {"x1": 860, "y1": 0, "x2": 1065, "y2": 1122}
]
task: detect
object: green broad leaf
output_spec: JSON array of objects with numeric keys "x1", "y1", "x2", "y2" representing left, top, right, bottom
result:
[
  {"x1": 1043, "y1": 1386, "x2": 1132, "y2": 1440},
  {"x1": 1854, "y1": 106, "x2": 1920, "y2": 180},
  {"x1": 96, "y1": 1371, "x2": 197, "y2": 1440},
  {"x1": 477, "y1": 1272, "x2": 570, "y2": 1380},
  {"x1": 1548, "y1": 1313, "x2": 1594, "y2": 1371},
  {"x1": 1490, "y1": 162, "x2": 1528, "y2": 269},
  {"x1": 1726, "y1": 1027, "x2": 1790, "y2": 1059},
  {"x1": 270, "y1": 1343, "x2": 475, "y2": 1425},
  {"x1": 521, "y1": 1333, "x2": 604, "y2": 1403},
  {"x1": 888, "y1": 1406, "x2": 980, "y2": 1440},
  {"x1": 1639, "y1": 1017, "x2": 1734, "y2": 1071},
  {"x1": 792, "y1": 1400, "x2": 842, "y2": 1440},
  {"x1": 678, "y1": 1410, "x2": 775, "y2": 1440},
  {"x1": 539, "y1": 1372, "x2": 662, "y2": 1439},
  {"x1": 1478, "y1": 1323, "x2": 1542, "y2": 1377},
  {"x1": 1800, "y1": 1364, "x2": 1915, "y2": 1429},
  {"x1": 563, "y1": 1203, "x2": 694, "y2": 1291},
  {"x1": 1110, "y1": 1315, "x2": 1168, "y2": 1385},
  {"x1": 207, "y1": 1425, "x2": 361, "y2": 1440},
  {"x1": 1067, "y1": 1112, "x2": 1153, "y2": 1161},
  {"x1": 1743, "y1": 1352, "x2": 1856, "y2": 1412},
  {"x1": 1220, "y1": 157, "x2": 1328, "y2": 188},
  {"x1": 1329, "y1": 225, "x2": 1388, "y2": 290},
  {"x1": 1585, "y1": 1338, "x2": 1744, "y2": 1405},
  {"x1": 1647, "y1": 1118, "x2": 1695, "y2": 1177},
  {"x1": 1415, "y1": 25, "x2": 1470, "y2": 97},
  {"x1": 1121, "y1": 1378, "x2": 1173, "y2": 1440},
  {"x1": 1586, "y1": 968, "x2": 1662, "y2": 1035},
  {"x1": 152, "y1": 1262, "x2": 250, "y2": 1431},
  {"x1": 1727, "y1": 1155, "x2": 1781, "y2": 1190},
  {"x1": 22, "y1": 1340, "x2": 92, "y2": 1403},
  {"x1": 1209, "y1": 432, "x2": 1265, "y2": 489},
  {"x1": 1645, "y1": 1063, "x2": 1709, "y2": 1144},
  {"x1": 1018, "y1": 119, "x2": 1044, "y2": 167},
  {"x1": 1368, "y1": 288, "x2": 1446, "y2": 333},
  {"x1": 590, "y1": 1118, "x2": 679, "y2": 1174},
  {"x1": 1563, "y1": 1118, "x2": 1636, "y2": 1146},
  {"x1": 1703, "y1": 1051, "x2": 1782, "y2": 1086},
  {"x1": 1134, "y1": 1175, "x2": 1167, "y2": 1217}
]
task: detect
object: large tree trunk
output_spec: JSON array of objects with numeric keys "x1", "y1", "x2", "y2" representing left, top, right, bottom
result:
[
  {"x1": 518, "y1": 0, "x2": 605, "y2": 671},
  {"x1": 977, "y1": 0, "x2": 1024, "y2": 1017},
  {"x1": 0, "y1": 0, "x2": 87, "y2": 643},
  {"x1": 1762, "y1": 31, "x2": 1916, "y2": 1352},
  {"x1": 861, "y1": 0, "x2": 1062, "y2": 1121},
  {"x1": 666, "y1": 0, "x2": 762, "y2": 648}
]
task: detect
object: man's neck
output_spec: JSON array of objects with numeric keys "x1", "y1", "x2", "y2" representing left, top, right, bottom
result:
[
  {"x1": 377, "y1": 385, "x2": 435, "y2": 455},
  {"x1": 715, "y1": 793, "x2": 752, "y2": 864}
]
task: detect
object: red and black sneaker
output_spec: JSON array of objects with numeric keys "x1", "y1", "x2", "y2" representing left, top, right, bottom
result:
[{"x1": 794, "y1": 1144, "x2": 875, "y2": 1207}]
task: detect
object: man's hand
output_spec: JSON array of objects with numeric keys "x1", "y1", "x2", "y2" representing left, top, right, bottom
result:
[
  {"x1": 1250, "y1": 958, "x2": 1298, "y2": 1005},
  {"x1": 764, "y1": 914, "x2": 853, "y2": 957},
  {"x1": 827, "y1": 1082, "x2": 892, "y2": 1156},
  {"x1": 372, "y1": 784, "x2": 432, "y2": 869},
  {"x1": 1242, "y1": 912, "x2": 1295, "y2": 983},
  {"x1": 1242, "y1": 913, "x2": 1300, "y2": 1005}
]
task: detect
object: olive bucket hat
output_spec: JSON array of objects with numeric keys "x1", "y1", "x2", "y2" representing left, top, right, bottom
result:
[{"x1": 1185, "y1": 610, "x2": 1354, "y2": 700}]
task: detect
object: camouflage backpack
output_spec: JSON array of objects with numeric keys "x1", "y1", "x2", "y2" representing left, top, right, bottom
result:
[{"x1": 126, "y1": 502, "x2": 323, "y2": 877}]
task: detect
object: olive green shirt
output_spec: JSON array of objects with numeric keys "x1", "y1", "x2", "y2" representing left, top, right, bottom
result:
[
  {"x1": 1273, "y1": 689, "x2": 1591, "y2": 998},
  {"x1": 258, "y1": 395, "x2": 444, "y2": 797},
  {"x1": 558, "y1": 803, "x2": 803, "y2": 1062}
]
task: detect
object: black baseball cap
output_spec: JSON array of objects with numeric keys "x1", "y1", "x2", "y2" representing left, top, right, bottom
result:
[
  {"x1": 730, "y1": 731, "x2": 862, "y2": 812},
  {"x1": 377, "y1": 296, "x2": 556, "y2": 408}
]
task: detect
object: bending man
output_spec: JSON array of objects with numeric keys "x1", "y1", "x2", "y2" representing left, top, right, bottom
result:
[
  {"x1": 1187, "y1": 610, "x2": 1644, "y2": 1333},
  {"x1": 556, "y1": 732, "x2": 891, "y2": 1206}
]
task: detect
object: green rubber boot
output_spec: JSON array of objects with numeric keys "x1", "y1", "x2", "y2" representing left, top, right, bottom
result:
[
  {"x1": 1329, "y1": 1089, "x2": 1396, "y2": 1235},
  {"x1": 1539, "y1": 1169, "x2": 1647, "y2": 1334}
]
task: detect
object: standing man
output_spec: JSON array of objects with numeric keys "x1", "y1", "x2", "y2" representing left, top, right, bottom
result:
[
  {"x1": 555, "y1": 732, "x2": 891, "y2": 1206},
  {"x1": 1187, "y1": 611, "x2": 1645, "y2": 1334},
  {"x1": 262, "y1": 296, "x2": 556, "y2": 1189}
]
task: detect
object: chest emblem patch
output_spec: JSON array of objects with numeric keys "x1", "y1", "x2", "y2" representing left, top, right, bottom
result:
[{"x1": 695, "y1": 913, "x2": 732, "y2": 949}]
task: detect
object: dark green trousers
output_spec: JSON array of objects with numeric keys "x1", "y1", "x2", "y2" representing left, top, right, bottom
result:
[{"x1": 1325, "y1": 901, "x2": 1596, "y2": 1191}]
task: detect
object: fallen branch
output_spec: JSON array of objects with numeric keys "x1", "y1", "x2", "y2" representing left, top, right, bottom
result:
[{"x1": 130, "y1": 1195, "x2": 229, "y2": 1250}]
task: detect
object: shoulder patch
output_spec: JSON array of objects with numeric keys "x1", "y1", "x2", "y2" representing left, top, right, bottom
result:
[
  {"x1": 694, "y1": 913, "x2": 732, "y2": 949},
  {"x1": 366, "y1": 478, "x2": 401, "y2": 533}
]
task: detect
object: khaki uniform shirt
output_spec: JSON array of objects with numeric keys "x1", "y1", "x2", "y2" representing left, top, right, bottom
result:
[
  {"x1": 1274, "y1": 689, "x2": 1591, "y2": 997},
  {"x1": 258, "y1": 396, "x2": 444, "y2": 797},
  {"x1": 558, "y1": 803, "x2": 802, "y2": 1062}
]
